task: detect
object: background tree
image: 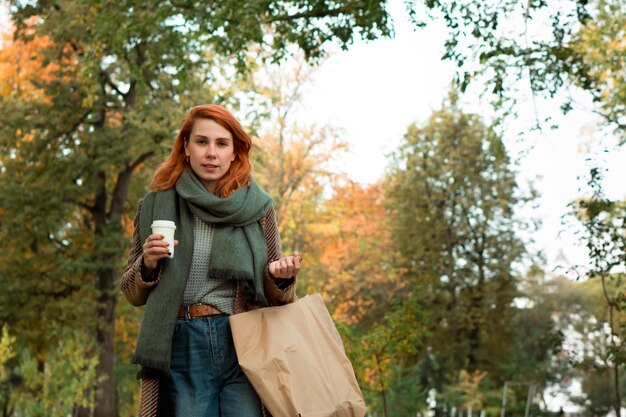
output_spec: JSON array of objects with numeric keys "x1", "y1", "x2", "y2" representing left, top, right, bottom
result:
[
  {"x1": 544, "y1": 273, "x2": 626, "y2": 417},
  {"x1": 318, "y1": 182, "x2": 405, "y2": 329},
  {"x1": 570, "y1": 167, "x2": 626, "y2": 417},
  {"x1": 406, "y1": 0, "x2": 626, "y2": 411},
  {"x1": 412, "y1": 0, "x2": 625, "y2": 139},
  {"x1": 384, "y1": 93, "x2": 543, "y2": 415},
  {"x1": 309, "y1": 181, "x2": 427, "y2": 416},
  {"x1": 0, "y1": 21, "x2": 102, "y2": 416},
  {"x1": 247, "y1": 57, "x2": 349, "y2": 297}
]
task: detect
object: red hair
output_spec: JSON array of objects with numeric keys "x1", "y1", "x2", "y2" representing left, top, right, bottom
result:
[{"x1": 151, "y1": 104, "x2": 252, "y2": 197}]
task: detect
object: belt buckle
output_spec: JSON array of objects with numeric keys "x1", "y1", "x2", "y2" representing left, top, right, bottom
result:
[{"x1": 183, "y1": 305, "x2": 192, "y2": 320}]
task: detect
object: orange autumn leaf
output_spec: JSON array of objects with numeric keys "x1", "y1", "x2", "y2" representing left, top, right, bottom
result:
[{"x1": 0, "y1": 18, "x2": 76, "y2": 101}]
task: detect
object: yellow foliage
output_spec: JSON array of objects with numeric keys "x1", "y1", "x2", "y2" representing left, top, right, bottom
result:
[
  {"x1": 571, "y1": 0, "x2": 626, "y2": 122},
  {"x1": 0, "y1": 326, "x2": 16, "y2": 381}
]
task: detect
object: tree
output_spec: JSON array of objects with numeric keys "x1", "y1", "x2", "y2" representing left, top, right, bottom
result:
[
  {"x1": 545, "y1": 273, "x2": 626, "y2": 416},
  {"x1": 249, "y1": 59, "x2": 347, "y2": 250},
  {"x1": 501, "y1": 269, "x2": 568, "y2": 416},
  {"x1": 243, "y1": 55, "x2": 350, "y2": 299},
  {"x1": 0, "y1": 1, "x2": 394, "y2": 414},
  {"x1": 570, "y1": 0, "x2": 626, "y2": 137},
  {"x1": 0, "y1": 20, "x2": 58, "y2": 99},
  {"x1": 384, "y1": 93, "x2": 533, "y2": 414},
  {"x1": 312, "y1": 181, "x2": 427, "y2": 416},
  {"x1": 412, "y1": 0, "x2": 625, "y2": 139},
  {"x1": 316, "y1": 182, "x2": 406, "y2": 330},
  {"x1": 570, "y1": 167, "x2": 626, "y2": 417},
  {"x1": 0, "y1": 22, "x2": 103, "y2": 416},
  {"x1": 574, "y1": 367, "x2": 626, "y2": 417}
]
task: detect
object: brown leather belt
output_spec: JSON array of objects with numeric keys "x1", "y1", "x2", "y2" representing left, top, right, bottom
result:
[{"x1": 178, "y1": 304, "x2": 222, "y2": 319}]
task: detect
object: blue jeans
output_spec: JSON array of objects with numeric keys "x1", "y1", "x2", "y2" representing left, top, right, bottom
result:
[{"x1": 168, "y1": 314, "x2": 263, "y2": 417}]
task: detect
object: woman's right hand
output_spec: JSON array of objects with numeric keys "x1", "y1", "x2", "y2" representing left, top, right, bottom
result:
[{"x1": 142, "y1": 234, "x2": 178, "y2": 276}]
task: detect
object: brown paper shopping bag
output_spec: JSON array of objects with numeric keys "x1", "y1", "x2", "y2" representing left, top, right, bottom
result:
[{"x1": 229, "y1": 294, "x2": 367, "y2": 417}]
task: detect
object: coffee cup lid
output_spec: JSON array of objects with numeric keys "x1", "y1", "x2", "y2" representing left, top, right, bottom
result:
[{"x1": 151, "y1": 220, "x2": 176, "y2": 229}]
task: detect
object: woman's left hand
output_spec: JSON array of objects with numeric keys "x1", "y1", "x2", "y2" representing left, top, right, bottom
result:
[{"x1": 269, "y1": 254, "x2": 302, "y2": 279}]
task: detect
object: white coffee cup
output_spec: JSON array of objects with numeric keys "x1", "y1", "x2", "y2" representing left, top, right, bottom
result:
[{"x1": 151, "y1": 220, "x2": 176, "y2": 259}]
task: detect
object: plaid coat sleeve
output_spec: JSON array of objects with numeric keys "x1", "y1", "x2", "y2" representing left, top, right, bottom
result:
[
  {"x1": 120, "y1": 199, "x2": 162, "y2": 307},
  {"x1": 260, "y1": 205, "x2": 297, "y2": 306}
]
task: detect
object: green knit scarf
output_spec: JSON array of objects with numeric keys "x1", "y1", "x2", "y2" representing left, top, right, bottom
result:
[{"x1": 131, "y1": 170, "x2": 273, "y2": 375}]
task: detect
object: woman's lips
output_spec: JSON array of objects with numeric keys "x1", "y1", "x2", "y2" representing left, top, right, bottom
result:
[{"x1": 202, "y1": 164, "x2": 219, "y2": 171}]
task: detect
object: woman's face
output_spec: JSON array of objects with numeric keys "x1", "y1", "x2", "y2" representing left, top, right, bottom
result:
[{"x1": 184, "y1": 118, "x2": 236, "y2": 194}]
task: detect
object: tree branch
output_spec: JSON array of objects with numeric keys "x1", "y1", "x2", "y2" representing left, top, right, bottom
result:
[
  {"x1": 103, "y1": 71, "x2": 126, "y2": 99},
  {"x1": 63, "y1": 197, "x2": 95, "y2": 214},
  {"x1": 108, "y1": 151, "x2": 155, "y2": 221},
  {"x1": 56, "y1": 109, "x2": 91, "y2": 141},
  {"x1": 129, "y1": 151, "x2": 155, "y2": 171},
  {"x1": 264, "y1": 4, "x2": 362, "y2": 23}
]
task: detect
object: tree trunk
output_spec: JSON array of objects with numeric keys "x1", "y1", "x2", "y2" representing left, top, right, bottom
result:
[
  {"x1": 467, "y1": 273, "x2": 485, "y2": 371},
  {"x1": 73, "y1": 405, "x2": 89, "y2": 417},
  {"x1": 90, "y1": 158, "x2": 142, "y2": 416},
  {"x1": 374, "y1": 353, "x2": 388, "y2": 417},
  {"x1": 94, "y1": 267, "x2": 118, "y2": 417},
  {"x1": 73, "y1": 268, "x2": 118, "y2": 417},
  {"x1": 613, "y1": 329, "x2": 622, "y2": 417},
  {"x1": 90, "y1": 168, "x2": 120, "y2": 417},
  {"x1": 601, "y1": 276, "x2": 622, "y2": 417}
]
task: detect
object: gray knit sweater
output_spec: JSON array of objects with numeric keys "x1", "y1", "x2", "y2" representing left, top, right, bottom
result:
[{"x1": 183, "y1": 216, "x2": 237, "y2": 314}]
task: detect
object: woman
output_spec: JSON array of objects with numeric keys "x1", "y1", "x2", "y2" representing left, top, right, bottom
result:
[{"x1": 121, "y1": 104, "x2": 300, "y2": 417}]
